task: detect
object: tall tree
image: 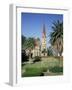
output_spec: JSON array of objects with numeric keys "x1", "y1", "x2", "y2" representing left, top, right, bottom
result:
[
  {"x1": 22, "y1": 35, "x2": 26, "y2": 48},
  {"x1": 23, "y1": 37, "x2": 35, "y2": 50},
  {"x1": 50, "y1": 20, "x2": 63, "y2": 56}
]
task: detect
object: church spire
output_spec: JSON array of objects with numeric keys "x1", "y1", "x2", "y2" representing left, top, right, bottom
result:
[
  {"x1": 41, "y1": 24, "x2": 47, "y2": 50},
  {"x1": 42, "y1": 24, "x2": 46, "y2": 38},
  {"x1": 41, "y1": 24, "x2": 47, "y2": 56}
]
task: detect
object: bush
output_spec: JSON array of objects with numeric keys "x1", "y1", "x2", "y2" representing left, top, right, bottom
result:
[
  {"x1": 43, "y1": 68, "x2": 47, "y2": 72},
  {"x1": 49, "y1": 66, "x2": 63, "y2": 73},
  {"x1": 22, "y1": 50, "x2": 29, "y2": 62},
  {"x1": 33, "y1": 56, "x2": 41, "y2": 63}
]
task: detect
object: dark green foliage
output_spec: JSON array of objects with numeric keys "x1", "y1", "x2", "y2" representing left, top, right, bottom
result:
[
  {"x1": 49, "y1": 66, "x2": 63, "y2": 73},
  {"x1": 50, "y1": 20, "x2": 63, "y2": 45},
  {"x1": 42, "y1": 67, "x2": 47, "y2": 72},
  {"x1": 22, "y1": 35, "x2": 26, "y2": 47},
  {"x1": 25, "y1": 37, "x2": 35, "y2": 49},
  {"x1": 22, "y1": 36, "x2": 35, "y2": 50},
  {"x1": 50, "y1": 20, "x2": 63, "y2": 56},
  {"x1": 22, "y1": 50, "x2": 29, "y2": 62},
  {"x1": 33, "y1": 56, "x2": 41, "y2": 63}
]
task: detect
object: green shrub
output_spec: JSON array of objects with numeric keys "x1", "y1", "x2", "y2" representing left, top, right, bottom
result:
[
  {"x1": 22, "y1": 50, "x2": 29, "y2": 62},
  {"x1": 49, "y1": 66, "x2": 63, "y2": 73},
  {"x1": 42, "y1": 68, "x2": 47, "y2": 72},
  {"x1": 33, "y1": 56, "x2": 41, "y2": 63}
]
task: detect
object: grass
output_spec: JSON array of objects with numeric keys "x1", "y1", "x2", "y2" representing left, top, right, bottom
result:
[
  {"x1": 22, "y1": 67, "x2": 47, "y2": 77},
  {"x1": 22, "y1": 57, "x2": 63, "y2": 77}
]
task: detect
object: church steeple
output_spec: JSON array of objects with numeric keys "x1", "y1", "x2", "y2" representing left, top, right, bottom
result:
[
  {"x1": 41, "y1": 24, "x2": 47, "y2": 52},
  {"x1": 42, "y1": 24, "x2": 46, "y2": 38}
]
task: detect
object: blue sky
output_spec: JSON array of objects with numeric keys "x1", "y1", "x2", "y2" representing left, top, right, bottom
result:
[{"x1": 21, "y1": 13, "x2": 63, "y2": 47}]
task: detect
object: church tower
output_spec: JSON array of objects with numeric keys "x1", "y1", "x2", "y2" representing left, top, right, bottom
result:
[{"x1": 41, "y1": 24, "x2": 47, "y2": 56}]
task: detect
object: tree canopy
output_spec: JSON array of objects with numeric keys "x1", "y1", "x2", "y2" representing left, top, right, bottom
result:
[{"x1": 22, "y1": 35, "x2": 35, "y2": 50}]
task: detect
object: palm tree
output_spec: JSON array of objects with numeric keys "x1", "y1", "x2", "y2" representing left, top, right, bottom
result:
[{"x1": 50, "y1": 20, "x2": 63, "y2": 56}]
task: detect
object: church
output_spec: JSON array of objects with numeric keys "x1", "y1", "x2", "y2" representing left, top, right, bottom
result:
[{"x1": 32, "y1": 24, "x2": 47, "y2": 57}]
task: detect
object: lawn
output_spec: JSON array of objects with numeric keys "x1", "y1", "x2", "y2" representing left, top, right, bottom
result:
[{"x1": 22, "y1": 57, "x2": 63, "y2": 77}]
